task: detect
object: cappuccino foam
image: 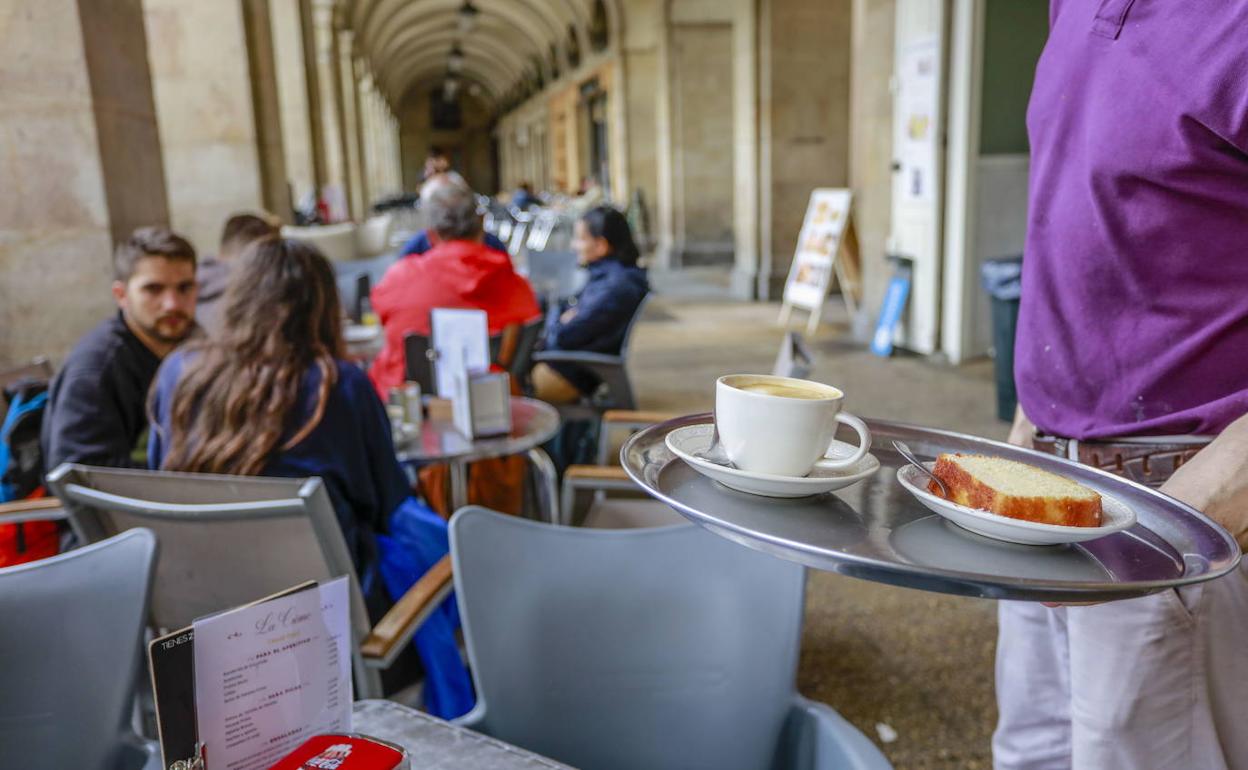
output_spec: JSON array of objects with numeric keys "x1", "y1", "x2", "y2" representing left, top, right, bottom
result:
[{"x1": 736, "y1": 382, "x2": 830, "y2": 400}]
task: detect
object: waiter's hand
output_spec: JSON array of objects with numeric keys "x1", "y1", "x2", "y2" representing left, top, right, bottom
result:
[
  {"x1": 1008, "y1": 406, "x2": 1099, "y2": 607},
  {"x1": 1007, "y1": 405, "x2": 1037, "y2": 448},
  {"x1": 1159, "y1": 412, "x2": 1248, "y2": 552}
]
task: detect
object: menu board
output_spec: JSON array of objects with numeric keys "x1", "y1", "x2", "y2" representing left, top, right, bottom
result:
[
  {"x1": 783, "y1": 189, "x2": 852, "y2": 311},
  {"x1": 191, "y1": 577, "x2": 352, "y2": 770},
  {"x1": 778, "y1": 188, "x2": 858, "y2": 334}
]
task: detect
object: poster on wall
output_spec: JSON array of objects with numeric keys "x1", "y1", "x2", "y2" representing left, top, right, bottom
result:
[
  {"x1": 780, "y1": 189, "x2": 856, "y2": 335},
  {"x1": 899, "y1": 38, "x2": 939, "y2": 204}
]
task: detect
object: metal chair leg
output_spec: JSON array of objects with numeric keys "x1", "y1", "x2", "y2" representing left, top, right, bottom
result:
[{"x1": 526, "y1": 447, "x2": 560, "y2": 525}]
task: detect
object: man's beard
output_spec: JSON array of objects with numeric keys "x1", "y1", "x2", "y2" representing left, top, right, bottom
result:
[{"x1": 138, "y1": 313, "x2": 194, "y2": 344}]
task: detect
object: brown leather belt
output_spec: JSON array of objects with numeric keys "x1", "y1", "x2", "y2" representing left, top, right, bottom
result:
[{"x1": 1031, "y1": 434, "x2": 1211, "y2": 488}]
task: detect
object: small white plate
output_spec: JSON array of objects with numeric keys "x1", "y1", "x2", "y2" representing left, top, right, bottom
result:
[
  {"x1": 895, "y1": 463, "x2": 1137, "y2": 546},
  {"x1": 665, "y1": 424, "x2": 880, "y2": 498}
]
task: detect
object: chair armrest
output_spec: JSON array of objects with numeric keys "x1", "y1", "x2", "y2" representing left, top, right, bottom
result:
[
  {"x1": 532, "y1": 350, "x2": 624, "y2": 367},
  {"x1": 451, "y1": 701, "x2": 488, "y2": 729},
  {"x1": 565, "y1": 465, "x2": 631, "y2": 482},
  {"x1": 561, "y1": 466, "x2": 641, "y2": 524},
  {"x1": 0, "y1": 497, "x2": 67, "y2": 525},
  {"x1": 602, "y1": 410, "x2": 683, "y2": 427},
  {"x1": 774, "y1": 696, "x2": 892, "y2": 770},
  {"x1": 360, "y1": 554, "x2": 453, "y2": 668}
]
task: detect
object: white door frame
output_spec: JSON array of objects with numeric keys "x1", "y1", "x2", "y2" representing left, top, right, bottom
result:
[{"x1": 940, "y1": 0, "x2": 986, "y2": 364}]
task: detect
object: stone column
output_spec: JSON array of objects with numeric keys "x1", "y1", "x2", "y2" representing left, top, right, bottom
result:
[
  {"x1": 850, "y1": 0, "x2": 897, "y2": 315},
  {"x1": 756, "y1": 0, "x2": 853, "y2": 300},
  {"x1": 652, "y1": 6, "x2": 675, "y2": 270},
  {"x1": 353, "y1": 65, "x2": 373, "y2": 212},
  {"x1": 311, "y1": 0, "x2": 345, "y2": 218},
  {"x1": 334, "y1": 30, "x2": 363, "y2": 220},
  {"x1": 299, "y1": 0, "x2": 326, "y2": 192},
  {"x1": 144, "y1": 0, "x2": 264, "y2": 250},
  {"x1": 272, "y1": 0, "x2": 316, "y2": 210},
  {"x1": 621, "y1": 0, "x2": 662, "y2": 251},
  {"x1": 240, "y1": 0, "x2": 292, "y2": 221},
  {"x1": 0, "y1": 0, "x2": 169, "y2": 363},
  {"x1": 729, "y1": 0, "x2": 759, "y2": 299}
]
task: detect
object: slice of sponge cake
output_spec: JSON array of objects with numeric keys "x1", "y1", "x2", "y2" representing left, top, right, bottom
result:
[{"x1": 929, "y1": 453, "x2": 1103, "y2": 527}]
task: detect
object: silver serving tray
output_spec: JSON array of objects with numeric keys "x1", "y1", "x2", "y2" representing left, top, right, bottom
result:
[{"x1": 621, "y1": 414, "x2": 1241, "y2": 602}]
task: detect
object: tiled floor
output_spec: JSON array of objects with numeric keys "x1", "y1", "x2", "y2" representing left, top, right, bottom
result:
[{"x1": 629, "y1": 285, "x2": 1008, "y2": 769}]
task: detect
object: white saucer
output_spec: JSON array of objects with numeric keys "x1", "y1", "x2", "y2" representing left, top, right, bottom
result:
[
  {"x1": 344, "y1": 324, "x2": 381, "y2": 343},
  {"x1": 895, "y1": 463, "x2": 1137, "y2": 546},
  {"x1": 665, "y1": 424, "x2": 880, "y2": 498}
]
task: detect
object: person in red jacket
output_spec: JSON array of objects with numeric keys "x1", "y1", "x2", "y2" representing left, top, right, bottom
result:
[{"x1": 368, "y1": 182, "x2": 540, "y2": 395}]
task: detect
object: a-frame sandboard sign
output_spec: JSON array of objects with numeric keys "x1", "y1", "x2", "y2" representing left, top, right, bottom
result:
[{"x1": 778, "y1": 188, "x2": 862, "y2": 336}]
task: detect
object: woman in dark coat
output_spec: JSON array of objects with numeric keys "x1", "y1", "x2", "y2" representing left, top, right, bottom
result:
[{"x1": 533, "y1": 205, "x2": 649, "y2": 403}]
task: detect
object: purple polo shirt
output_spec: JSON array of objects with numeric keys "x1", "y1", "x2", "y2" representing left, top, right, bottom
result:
[{"x1": 1015, "y1": 0, "x2": 1248, "y2": 440}]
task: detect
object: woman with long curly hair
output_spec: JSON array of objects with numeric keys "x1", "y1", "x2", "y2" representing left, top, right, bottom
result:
[{"x1": 148, "y1": 237, "x2": 410, "y2": 572}]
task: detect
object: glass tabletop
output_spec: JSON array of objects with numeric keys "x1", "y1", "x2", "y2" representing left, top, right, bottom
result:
[{"x1": 394, "y1": 397, "x2": 561, "y2": 464}]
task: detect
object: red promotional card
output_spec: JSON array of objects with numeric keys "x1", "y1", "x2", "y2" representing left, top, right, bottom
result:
[{"x1": 267, "y1": 735, "x2": 408, "y2": 770}]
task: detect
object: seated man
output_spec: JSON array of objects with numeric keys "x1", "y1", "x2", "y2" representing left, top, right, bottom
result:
[
  {"x1": 195, "y1": 211, "x2": 280, "y2": 336},
  {"x1": 42, "y1": 226, "x2": 197, "y2": 469},
  {"x1": 399, "y1": 173, "x2": 507, "y2": 257},
  {"x1": 369, "y1": 182, "x2": 540, "y2": 395}
]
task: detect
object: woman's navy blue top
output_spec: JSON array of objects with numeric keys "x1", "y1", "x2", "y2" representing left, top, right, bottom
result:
[
  {"x1": 148, "y1": 352, "x2": 410, "y2": 571},
  {"x1": 544, "y1": 258, "x2": 649, "y2": 394}
]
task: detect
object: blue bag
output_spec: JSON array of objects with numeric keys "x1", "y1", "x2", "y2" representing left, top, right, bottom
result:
[
  {"x1": 1, "y1": 386, "x2": 48, "y2": 502},
  {"x1": 376, "y1": 497, "x2": 475, "y2": 719}
]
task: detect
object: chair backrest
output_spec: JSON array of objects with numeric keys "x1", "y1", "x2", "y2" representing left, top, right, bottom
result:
[
  {"x1": 0, "y1": 357, "x2": 52, "y2": 424},
  {"x1": 0, "y1": 528, "x2": 156, "y2": 769},
  {"x1": 355, "y1": 213, "x2": 393, "y2": 258},
  {"x1": 525, "y1": 250, "x2": 584, "y2": 303},
  {"x1": 282, "y1": 222, "x2": 358, "y2": 261},
  {"x1": 618, "y1": 292, "x2": 651, "y2": 359},
  {"x1": 450, "y1": 507, "x2": 805, "y2": 770},
  {"x1": 44, "y1": 465, "x2": 371, "y2": 642},
  {"x1": 507, "y1": 221, "x2": 529, "y2": 257},
  {"x1": 490, "y1": 316, "x2": 545, "y2": 386},
  {"x1": 403, "y1": 332, "x2": 436, "y2": 392}
]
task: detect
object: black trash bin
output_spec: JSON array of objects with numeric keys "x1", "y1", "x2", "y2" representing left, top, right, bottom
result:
[{"x1": 981, "y1": 257, "x2": 1023, "y2": 422}]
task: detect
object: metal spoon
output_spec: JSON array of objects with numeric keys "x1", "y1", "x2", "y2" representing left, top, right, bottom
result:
[
  {"x1": 892, "y1": 439, "x2": 947, "y2": 497},
  {"x1": 694, "y1": 420, "x2": 733, "y2": 466}
]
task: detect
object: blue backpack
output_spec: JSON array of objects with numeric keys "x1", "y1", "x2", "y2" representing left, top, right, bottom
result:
[
  {"x1": 1, "y1": 380, "x2": 55, "y2": 566},
  {"x1": 1, "y1": 380, "x2": 48, "y2": 502}
]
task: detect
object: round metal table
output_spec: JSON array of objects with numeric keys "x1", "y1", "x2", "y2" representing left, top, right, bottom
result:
[
  {"x1": 621, "y1": 413, "x2": 1241, "y2": 603},
  {"x1": 395, "y1": 397, "x2": 561, "y2": 519}
]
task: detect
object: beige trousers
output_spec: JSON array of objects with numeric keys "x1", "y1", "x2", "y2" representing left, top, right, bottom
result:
[
  {"x1": 993, "y1": 562, "x2": 1248, "y2": 770},
  {"x1": 532, "y1": 362, "x2": 582, "y2": 405}
]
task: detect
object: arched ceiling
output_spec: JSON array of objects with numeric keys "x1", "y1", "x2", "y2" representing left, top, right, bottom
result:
[{"x1": 337, "y1": 0, "x2": 621, "y2": 117}]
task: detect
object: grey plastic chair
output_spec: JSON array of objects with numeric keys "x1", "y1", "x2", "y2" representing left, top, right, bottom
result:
[
  {"x1": 0, "y1": 528, "x2": 160, "y2": 770},
  {"x1": 532, "y1": 293, "x2": 651, "y2": 421},
  {"x1": 45, "y1": 464, "x2": 452, "y2": 700},
  {"x1": 448, "y1": 507, "x2": 891, "y2": 770}
]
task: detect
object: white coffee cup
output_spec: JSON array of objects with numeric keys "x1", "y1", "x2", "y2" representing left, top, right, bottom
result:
[{"x1": 714, "y1": 374, "x2": 872, "y2": 477}]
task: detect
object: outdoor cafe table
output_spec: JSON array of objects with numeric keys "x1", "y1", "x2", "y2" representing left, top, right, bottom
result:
[
  {"x1": 394, "y1": 396, "x2": 561, "y2": 520},
  {"x1": 352, "y1": 700, "x2": 573, "y2": 769}
]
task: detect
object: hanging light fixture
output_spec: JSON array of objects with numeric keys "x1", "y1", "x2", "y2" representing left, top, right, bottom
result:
[
  {"x1": 447, "y1": 42, "x2": 465, "y2": 73},
  {"x1": 443, "y1": 74, "x2": 461, "y2": 101},
  {"x1": 457, "y1": 1, "x2": 480, "y2": 34}
]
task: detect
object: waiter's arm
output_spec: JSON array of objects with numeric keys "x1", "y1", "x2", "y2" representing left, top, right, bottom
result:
[
  {"x1": 1007, "y1": 405, "x2": 1037, "y2": 448},
  {"x1": 1160, "y1": 412, "x2": 1248, "y2": 551}
]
